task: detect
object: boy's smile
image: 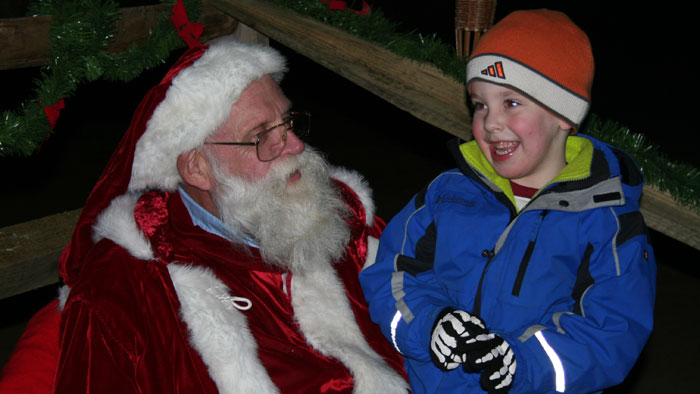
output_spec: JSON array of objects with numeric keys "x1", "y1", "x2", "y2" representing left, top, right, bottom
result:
[
  {"x1": 491, "y1": 141, "x2": 519, "y2": 161},
  {"x1": 470, "y1": 80, "x2": 572, "y2": 189}
]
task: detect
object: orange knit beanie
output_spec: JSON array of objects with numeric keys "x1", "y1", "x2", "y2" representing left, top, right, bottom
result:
[{"x1": 466, "y1": 9, "x2": 594, "y2": 129}]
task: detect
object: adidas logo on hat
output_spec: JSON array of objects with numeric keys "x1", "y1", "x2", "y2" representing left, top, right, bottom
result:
[{"x1": 480, "y1": 61, "x2": 506, "y2": 79}]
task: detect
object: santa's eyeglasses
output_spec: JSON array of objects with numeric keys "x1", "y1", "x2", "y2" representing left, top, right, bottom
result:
[{"x1": 204, "y1": 111, "x2": 310, "y2": 162}]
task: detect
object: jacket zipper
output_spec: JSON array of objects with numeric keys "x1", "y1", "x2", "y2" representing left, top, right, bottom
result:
[
  {"x1": 471, "y1": 187, "x2": 516, "y2": 317},
  {"x1": 473, "y1": 248, "x2": 494, "y2": 316},
  {"x1": 512, "y1": 210, "x2": 549, "y2": 296},
  {"x1": 473, "y1": 209, "x2": 549, "y2": 314}
]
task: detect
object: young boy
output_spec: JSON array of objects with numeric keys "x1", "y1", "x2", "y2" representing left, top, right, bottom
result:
[{"x1": 359, "y1": 9, "x2": 656, "y2": 393}]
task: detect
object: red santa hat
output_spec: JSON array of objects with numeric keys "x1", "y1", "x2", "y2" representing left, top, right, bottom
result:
[{"x1": 59, "y1": 38, "x2": 287, "y2": 287}]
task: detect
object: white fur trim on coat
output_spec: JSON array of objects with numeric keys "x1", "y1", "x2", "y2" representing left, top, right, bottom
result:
[
  {"x1": 90, "y1": 195, "x2": 279, "y2": 392},
  {"x1": 330, "y1": 166, "x2": 376, "y2": 226},
  {"x1": 130, "y1": 37, "x2": 287, "y2": 192},
  {"x1": 291, "y1": 264, "x2": 409, "y2": 394},
  {"x1": 92, "y1": 192, "x2": 154, "y2": 261},
  {"x1": 169, "y1": 264, "x2": 280, "y2": 394}
]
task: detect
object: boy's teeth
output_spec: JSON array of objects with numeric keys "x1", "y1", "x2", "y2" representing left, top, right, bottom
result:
[{"x1": 494, "y1": 141, "x2": 518, "y2": 155}]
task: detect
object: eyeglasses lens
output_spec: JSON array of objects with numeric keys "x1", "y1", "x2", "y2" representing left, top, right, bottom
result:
[{"x1": 257, "y1": 112, "x2": 310, "y2": 161}]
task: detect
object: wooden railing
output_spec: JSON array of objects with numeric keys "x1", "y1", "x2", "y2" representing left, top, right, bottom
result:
[{"x1": 1, "y1": 0, "x2": 698, "y2": 300}]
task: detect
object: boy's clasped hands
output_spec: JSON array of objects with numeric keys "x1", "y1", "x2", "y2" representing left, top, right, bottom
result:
[{"x1": 430, "y1": 308, "x2": 516, "y2": 393}]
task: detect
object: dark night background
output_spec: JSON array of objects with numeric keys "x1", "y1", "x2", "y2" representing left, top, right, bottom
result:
[{"x1": 1, "y1": 1, "x2": 699, "y2": 392}]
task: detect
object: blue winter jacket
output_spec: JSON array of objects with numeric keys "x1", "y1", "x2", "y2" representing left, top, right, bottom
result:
[{"x1": 360, "y1": 135, "x2": 656, "y2": 393}]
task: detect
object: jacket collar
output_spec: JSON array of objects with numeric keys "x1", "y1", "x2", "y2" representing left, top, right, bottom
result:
[{"x1": 454, "y1": 136, "x2": 597, "y2": 208}]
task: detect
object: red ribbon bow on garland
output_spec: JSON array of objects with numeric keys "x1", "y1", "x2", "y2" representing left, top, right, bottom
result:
[
  {"x1": 170, "y1": 0, "x2": 205, "y2": 48},
  {"x1": 38, "y1": 98, "x2": 65, "y2": 151},
  {"x1": 43, "y1": 98, "x2": 65, "y2": 130},
  {"x1": 320, "y1": 0, "x2": 371, "y2": 15}
]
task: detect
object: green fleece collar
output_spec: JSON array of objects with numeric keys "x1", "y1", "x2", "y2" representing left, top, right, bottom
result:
[{"x1": 459, "y1": 136, "x2": 594, "y2": 207}]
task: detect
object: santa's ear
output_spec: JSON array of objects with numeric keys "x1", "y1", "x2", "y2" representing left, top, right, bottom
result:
[{"x1": 177, "y1": 149, "x2": 214, "y2": 191}]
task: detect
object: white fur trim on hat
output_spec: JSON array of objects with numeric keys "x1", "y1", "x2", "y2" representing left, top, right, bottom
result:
[{"x1": 129, "y1": 38, "x2": 287, "y2": 191}]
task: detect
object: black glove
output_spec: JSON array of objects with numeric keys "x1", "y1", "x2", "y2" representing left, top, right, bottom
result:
[
  {"x1": 429, "y1": 308, "x2": 489, "y2": 371},
  {"x1": 464, "y1": 332, "x2": 517, "y2": 393}
]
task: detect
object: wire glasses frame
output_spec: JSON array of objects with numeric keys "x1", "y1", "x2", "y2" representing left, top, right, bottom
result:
[{"x1": 204, "y1": 111, "x2": 310, "y2": 162}]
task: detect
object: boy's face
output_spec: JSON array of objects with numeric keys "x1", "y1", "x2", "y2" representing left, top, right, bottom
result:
[{"x1": 470, "y1": 80, "x2": 571, "y2": 189}]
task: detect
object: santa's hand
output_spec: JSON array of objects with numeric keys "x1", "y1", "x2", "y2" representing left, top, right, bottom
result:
[{"x1": 429, "y1": 308, "x2": 489, "y2": 371}]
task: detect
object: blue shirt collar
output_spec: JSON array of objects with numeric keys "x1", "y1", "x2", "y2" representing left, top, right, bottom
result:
[{"x1": 177, "y1": 186, "x2": 258, "y2": 247}]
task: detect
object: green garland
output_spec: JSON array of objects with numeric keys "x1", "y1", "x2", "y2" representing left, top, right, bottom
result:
[
  {"x1": 1, "y1": 0, "x2": 698, "y2": 213},
  {"x1": 0, "y1": 0, "x2": 201, "y2": 157},
  {"x1": 584, "y1": 114, "x2": 700, "y2": 212}
]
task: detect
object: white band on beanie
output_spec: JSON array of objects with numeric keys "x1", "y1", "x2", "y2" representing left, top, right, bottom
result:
[{"x1": 467, "y1": 54, "x2": 590, "y2": 128}]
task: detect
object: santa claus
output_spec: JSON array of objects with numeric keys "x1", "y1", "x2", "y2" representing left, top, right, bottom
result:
[{"x1": 1, "y1": 37, "x2": 407, "y2": 394}]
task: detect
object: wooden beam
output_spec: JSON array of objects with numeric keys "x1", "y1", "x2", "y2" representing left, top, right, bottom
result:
[
  {"x1": 0, "y1": 4, "x2": 239, "y2": 70},
  {"x1": 207, "y1": 0, "x2": 472, "y2": 141},
  {"x1": 640, "y1": 187, "x2": 700, "y2": 249},
  {"x1": 0, "y1": 209, "x2": 79, "y2": 300}
]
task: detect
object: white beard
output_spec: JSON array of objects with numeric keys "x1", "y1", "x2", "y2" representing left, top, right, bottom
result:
[{"x1": 208, "y1": 147, "x2": 351, "y2": 274}]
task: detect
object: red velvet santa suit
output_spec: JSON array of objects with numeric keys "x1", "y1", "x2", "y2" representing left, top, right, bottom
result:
[
  {"x1": 56, "y1": 178, "x2": 405, "y2": 393},
  {"x1": 52, "y1": 38, "x2": 407, "y2": 394}
]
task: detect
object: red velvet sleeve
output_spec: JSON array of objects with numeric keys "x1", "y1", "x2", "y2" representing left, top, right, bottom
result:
[{"x1": 54, "y1": 300, "x2": 141, "y2": 394}]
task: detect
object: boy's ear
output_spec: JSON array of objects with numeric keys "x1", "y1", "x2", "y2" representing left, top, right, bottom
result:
[
  {"x1": 177, "y1": 149, "x2": 214, "y2": 191},
  {"x1": 559, "y1": 119, "x2": 576, "y2": 134}
]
